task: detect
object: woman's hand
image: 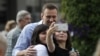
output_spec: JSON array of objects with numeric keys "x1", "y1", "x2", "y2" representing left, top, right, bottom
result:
[
  {"x1": 46, "y1": 22, "x2": 57, "y2": 52},
  {"x1": 47, "y1": 22, "x2": 57, "y2": 35},
  {"x1": 69, "y1": 51, "x2": 77, "y2": 56}
]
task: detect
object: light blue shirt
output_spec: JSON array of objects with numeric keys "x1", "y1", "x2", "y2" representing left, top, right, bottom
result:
[{"x1": 12, "y1": 20, "x2": 42, "y2": 56}]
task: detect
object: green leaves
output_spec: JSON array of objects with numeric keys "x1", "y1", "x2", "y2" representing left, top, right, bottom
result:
[{"x1": 61, "y1": 0, "x2": 100, "y2": 56}]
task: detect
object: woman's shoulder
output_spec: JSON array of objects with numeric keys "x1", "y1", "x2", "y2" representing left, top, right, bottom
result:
[
  {"x1": 33, "y1": 44, "x2": 47, "y2": 50},
  {"x1": 33, "y1": 44, "x2": 49, "y2": 56}
]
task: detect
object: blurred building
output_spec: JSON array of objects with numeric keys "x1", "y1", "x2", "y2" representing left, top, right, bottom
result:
[{"x1": 0, "y1": 0, "x2": 61, "y2": 30}]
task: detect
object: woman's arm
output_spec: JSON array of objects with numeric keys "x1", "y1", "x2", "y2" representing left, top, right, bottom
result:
[{"x1": 46, "y1": 23, "x2": 56, "y2": 52}]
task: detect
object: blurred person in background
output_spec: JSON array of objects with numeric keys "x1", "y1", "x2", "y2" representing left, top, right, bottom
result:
[
  {"x1": 93, "y1": 39, "x2": 100, "y2": 56},
  {"x1": 0, "y1": 34, "x2": 7, "y2": 56},
  {"x1": 12, "y1": 3, "x2": 58, "y2": 56},
  {"x1": 0, "y1": 20, "x2": 16, "y2": 38},
  {"x1": 6, "y1": 10, "x2": 31, "y2": 56}
]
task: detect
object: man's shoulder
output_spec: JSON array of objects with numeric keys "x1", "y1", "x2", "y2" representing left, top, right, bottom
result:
[
  {"x1": 7, "y1": 28, "x2": 15, "y2": 35},
  {"x1": 7, "y1": 28, "x2": 15, "y2": 38},
  {"x1": 25, "y1": 22, "x2": 37, "y2": 27},
  {"x1": 24, "y1": 21, "x2": 42, "y2": 30}
]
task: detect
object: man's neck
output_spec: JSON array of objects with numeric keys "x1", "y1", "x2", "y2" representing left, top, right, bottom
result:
[{"x1": 17, "y1": 25, "x2": 23, "y2": 29}]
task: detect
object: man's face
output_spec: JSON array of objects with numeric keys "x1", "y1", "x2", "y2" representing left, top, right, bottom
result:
[
  {"x1": 41, "y1": 9, "x2": 57, "y2": 26},
  {"x1": 21, "y1": 14, "x2": 31, "y2": 27}
]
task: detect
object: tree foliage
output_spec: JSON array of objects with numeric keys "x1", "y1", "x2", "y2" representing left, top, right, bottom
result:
[{"x1": 61, "y1": 0, "x2": 100, "y2": 56}]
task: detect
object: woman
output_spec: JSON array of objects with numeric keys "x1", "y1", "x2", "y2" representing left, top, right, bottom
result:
[
  {"x1": 31, "y1": 24, "x2": 49, "y2": 56},
  {"x1": 46, "y1": 22, "x2": 77, "y2": 56},
  {"x1": 0, "y1": 20, "x2": 16, "y2": 38}
]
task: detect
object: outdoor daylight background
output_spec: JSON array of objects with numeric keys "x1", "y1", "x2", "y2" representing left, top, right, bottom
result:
[
  {"x1": 61, "y1": 0, "x2": 100, "y2": 56},
  {"x1": 0, "y1": 0, "x2": 100, "y2": 56}
]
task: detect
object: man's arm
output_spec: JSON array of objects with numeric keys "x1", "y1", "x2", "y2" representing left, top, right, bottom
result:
[
  {"x1": 16, "y1": 46, "x2": 36, "y2": 56},
  {"x1": 12, "y1": 23, "x2": 37, "y2": 56}
]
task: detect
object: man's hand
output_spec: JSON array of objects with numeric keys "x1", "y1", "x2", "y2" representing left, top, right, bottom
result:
[{"x1": 24, "y1": 45, "x2": 37, "y2": 56}]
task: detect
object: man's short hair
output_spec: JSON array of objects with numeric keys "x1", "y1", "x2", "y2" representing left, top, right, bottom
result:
[
  {"x1": 42, "y1": 3, "x2": 58, "y2": 12},
  {"x1": 16, "y1": 10, "x2": 30, "y2": 23}
]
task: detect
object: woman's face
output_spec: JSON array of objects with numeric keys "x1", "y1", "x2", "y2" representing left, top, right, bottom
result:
[
  {"x1": 39, "y1": 31, "x2": 47, "y2": 44},
  {"x1": 54, "y1": 31, "x2": 68, "y2": 42}
]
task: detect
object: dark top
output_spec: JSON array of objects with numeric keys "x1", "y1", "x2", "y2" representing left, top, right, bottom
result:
[{"x1": 48, "y1": 46, "x2": 70, "y2": 56}]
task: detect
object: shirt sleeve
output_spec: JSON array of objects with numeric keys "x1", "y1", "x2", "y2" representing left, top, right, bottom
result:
[
  {"x1": 33, "y1": 44, "x2": 48, "y2": 56},
  {"x1": 12, "y1": 23, "x2": 37, "y2": 56}
]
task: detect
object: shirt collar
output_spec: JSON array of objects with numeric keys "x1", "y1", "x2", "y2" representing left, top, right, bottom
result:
[
  {"x1": 15, "y1": 26, "x2": 22, "y2": 32},
  {"x1": 37, "y1": 20, "x2": 43, "y2": 25}
]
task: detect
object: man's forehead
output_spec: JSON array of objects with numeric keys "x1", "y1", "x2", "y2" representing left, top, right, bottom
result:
[{"x1": 43, "y1": 9, "x2": 57, "y2": 13}]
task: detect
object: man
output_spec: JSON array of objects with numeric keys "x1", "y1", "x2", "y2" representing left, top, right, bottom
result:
[
  {"x1": 12, "y1": 3, "x2": 58, "y2": 56},
  {"x1": 6, "y1": 10, "x2": 31, "y2": 56},
  {"x1": 0, "y1": 34, "x2": 7, "y2": 56}
]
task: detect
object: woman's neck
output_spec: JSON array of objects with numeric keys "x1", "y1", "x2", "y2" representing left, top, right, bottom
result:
[{"x1": 58, "y1": 41, "x2": 66, "y2": 49}]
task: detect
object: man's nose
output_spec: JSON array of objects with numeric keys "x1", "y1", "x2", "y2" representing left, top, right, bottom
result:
[{"x1": 50, "y1": 18, "x2": 55, "y2": 22}]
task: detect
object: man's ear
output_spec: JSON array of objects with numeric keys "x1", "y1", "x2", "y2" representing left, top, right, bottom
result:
[{"x1": 41, "y1": 13, "x2": 43, "y2": 19}]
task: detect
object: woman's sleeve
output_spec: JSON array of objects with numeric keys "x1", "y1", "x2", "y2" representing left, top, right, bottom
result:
[{"x1": 33, "y1": 44, "x2": 49, "y2": 56}]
